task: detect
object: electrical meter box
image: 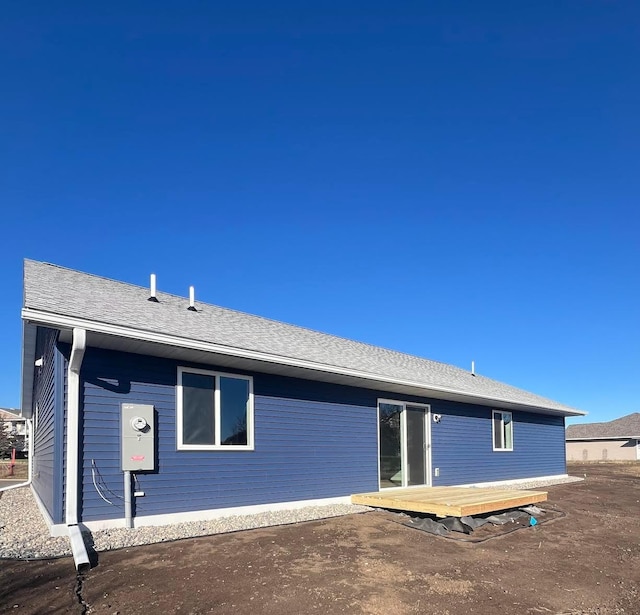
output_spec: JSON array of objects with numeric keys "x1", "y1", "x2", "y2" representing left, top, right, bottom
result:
[{"x1": 121, "y1": 403, "x2": 156, "y2": 471}]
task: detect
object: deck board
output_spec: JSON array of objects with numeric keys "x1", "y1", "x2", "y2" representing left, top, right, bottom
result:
[{"x1": 351, "y1": 486, "x2": 547, "y2": 517}]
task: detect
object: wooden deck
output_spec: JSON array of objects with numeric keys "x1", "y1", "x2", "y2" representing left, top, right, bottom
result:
[{"x1": 351, "y1": 486, "x2": 548, "y2": 517}]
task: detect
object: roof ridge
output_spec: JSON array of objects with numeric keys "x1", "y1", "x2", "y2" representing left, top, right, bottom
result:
[
  {"x1": 25, "y1": 258, "x2": 163, "y2": 294},
  {"x1": 24, "y1": 259, "x2": 467, "y2": 374},
  {"x1": 23, "y1": 259, "x2": 583, "y2": 415},
  {"x1": 585, "y1": 412, "x2": 640, "y2": 426},
  {"x1": 566, "y1": 411, "x2": 640, "y2": 437}
]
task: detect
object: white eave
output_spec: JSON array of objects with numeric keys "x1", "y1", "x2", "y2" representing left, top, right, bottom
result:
[
  {"x1": 21, "y1": 307, "x2": 586, "y2": 418},
  {"x1": 20, "y1": 322, "x2": 38, "y2": 418}
]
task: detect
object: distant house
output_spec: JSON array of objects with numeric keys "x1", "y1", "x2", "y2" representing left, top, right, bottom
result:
[
  {"x1": 0, "y1": 407, "x2": 27, "y2": 457},
  {"x1": 566, "y1": 413, "x2": 640, "y2": 462},
  {"x1": 21, "y1": 259, "x2": 584, "y2": 536}
]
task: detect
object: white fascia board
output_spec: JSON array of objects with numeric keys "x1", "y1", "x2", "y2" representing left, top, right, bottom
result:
[{"x1": 21, "y1": 307, "x2": 587, "y2": 417}]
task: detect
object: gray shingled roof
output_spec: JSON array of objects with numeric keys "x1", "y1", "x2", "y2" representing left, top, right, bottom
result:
[
  {"x1": 23, "y1": 259, "x2": 581, "y2": 415},
  {"x1": 566, "y1": 413, "x2": 640, "y2": 439}
]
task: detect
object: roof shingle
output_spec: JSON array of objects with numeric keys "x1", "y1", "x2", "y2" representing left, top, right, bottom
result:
[
  {"x1": 23, "y1": 259, "x2": 581, "y2": 415},
  {"x1": 566, "y1": 413, "x2": 640, "y2": 439}
]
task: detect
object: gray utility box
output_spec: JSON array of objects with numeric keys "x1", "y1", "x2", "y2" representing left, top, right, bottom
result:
[{"x1": 121, "y1": 403, "x2": 156, "y2": 471}]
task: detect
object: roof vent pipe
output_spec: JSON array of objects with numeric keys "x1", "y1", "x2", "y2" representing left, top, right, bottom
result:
[
  {"x1": 188, "y1": 286, "x2": 197, "y2": 311},
  {"x1": 471, "y1": 361, "x2": 476, "y2": 376},
  {"x1": 148, "y1": 274, "x2": 159, "y2": 302}
]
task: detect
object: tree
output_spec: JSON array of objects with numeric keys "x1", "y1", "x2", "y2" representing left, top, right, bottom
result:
[
  {"x1": 0, "y1": 428, "x2": 24, "y2": 459},
  {"x1": 0, "y1": 429, "x2": 13, "y2": 459}
]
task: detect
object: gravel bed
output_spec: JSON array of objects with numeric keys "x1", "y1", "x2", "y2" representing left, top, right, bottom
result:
[
  {"x1": 1, "y1": 475, "x2": 582, "y2": 561},
  {"x1": 1, "y1": 487, "x2": 71, "y2": 560},
  {"x1": 0, "y1": 486, "x2": 370, "y2": 561}
]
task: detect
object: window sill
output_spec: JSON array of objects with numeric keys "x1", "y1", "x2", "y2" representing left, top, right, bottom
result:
[{"x1": 177, "y1": 444, "x2": 255, "y2": 452}]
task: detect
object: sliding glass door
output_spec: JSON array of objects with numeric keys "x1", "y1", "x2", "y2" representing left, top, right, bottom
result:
[
  {"x1": 406, "y1": 406, "x2": 426, "y2": 486},
  {"x1": 378, "y1": 401, "x2": 430, "y2": 489},
  {"x1": 379, "y1": 402, "x2": 403, "y2": 488}
]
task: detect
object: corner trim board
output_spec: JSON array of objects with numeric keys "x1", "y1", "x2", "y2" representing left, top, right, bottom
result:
[{"x1": 53, "y1": 344, "x2": 65, "y2": 524}]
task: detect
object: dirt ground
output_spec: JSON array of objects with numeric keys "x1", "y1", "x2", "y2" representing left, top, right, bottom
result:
[{"x1": 1, "y1": 463, "x2": 639, "y2": 615}]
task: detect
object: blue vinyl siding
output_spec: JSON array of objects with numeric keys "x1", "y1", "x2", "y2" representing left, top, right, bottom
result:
[
  {"x1": 75, "y1": 346, "x2": 567, "y2": 523},
  {"x1": 31, "y1": 328, "x2": 65, "y2": 523},
  {"x1": 430, "y1": 400, "x2": 566, "y2": 485},
  {"x1": 78, "y1": 348, "x2": 378, "y2": 522}
]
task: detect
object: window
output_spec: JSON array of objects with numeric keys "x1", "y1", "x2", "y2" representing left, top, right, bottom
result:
[
  {"x1": 177, "y1": 367, "x2": 253, "y2": 450},
  {"x1": 492, "y1": 410, "x2": 513, "y2": 451}
]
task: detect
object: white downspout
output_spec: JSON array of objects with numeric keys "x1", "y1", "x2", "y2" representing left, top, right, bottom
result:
[{"x1": 66, "y1": 328, "x2": 90, "y2": 572}]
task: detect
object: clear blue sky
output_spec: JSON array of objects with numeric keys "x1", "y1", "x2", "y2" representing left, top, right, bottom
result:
[{"x1": 1, "y1": 1, "x2": 638, "y2": 424}]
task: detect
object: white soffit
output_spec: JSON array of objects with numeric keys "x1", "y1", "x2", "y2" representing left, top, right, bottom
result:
[{"x1": 54, "y1": 328, "x2": 583, "y2": 417}]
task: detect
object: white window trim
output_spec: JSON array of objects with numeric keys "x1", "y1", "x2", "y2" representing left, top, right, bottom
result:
[
  {"x1": 492, "y1": 410, "x2": 514, "y2": 452},
  {"x1": 177, "y1": 366, "x2": 254, "y2": 451}
]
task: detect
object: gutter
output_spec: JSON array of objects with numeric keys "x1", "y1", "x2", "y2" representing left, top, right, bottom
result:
[
  {"x1": 21, "y1": 308, "x2": 586, "y2": 417},
  {"x1": 66, "y1": 328, "x2": 90, "y2": 572}
]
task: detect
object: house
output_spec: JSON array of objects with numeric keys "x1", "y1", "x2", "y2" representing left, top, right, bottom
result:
[
  {"x1": 0, "y1": 407, "x2": 27, "y2": 457},
  {"x1": 566, "y1": 413, "x2": 640, "y2": 462},
  {"x1": 21, "y1": 259, "x2": 584, "y2": 540}
]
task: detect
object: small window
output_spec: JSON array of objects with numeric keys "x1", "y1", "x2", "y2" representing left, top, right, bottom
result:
[
  {"x1": 492, "y1": 410, "x2": 513, "y2": 451},
  {"x1": 177, "y1": 367, "x2": 253, "y2": 450}
]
